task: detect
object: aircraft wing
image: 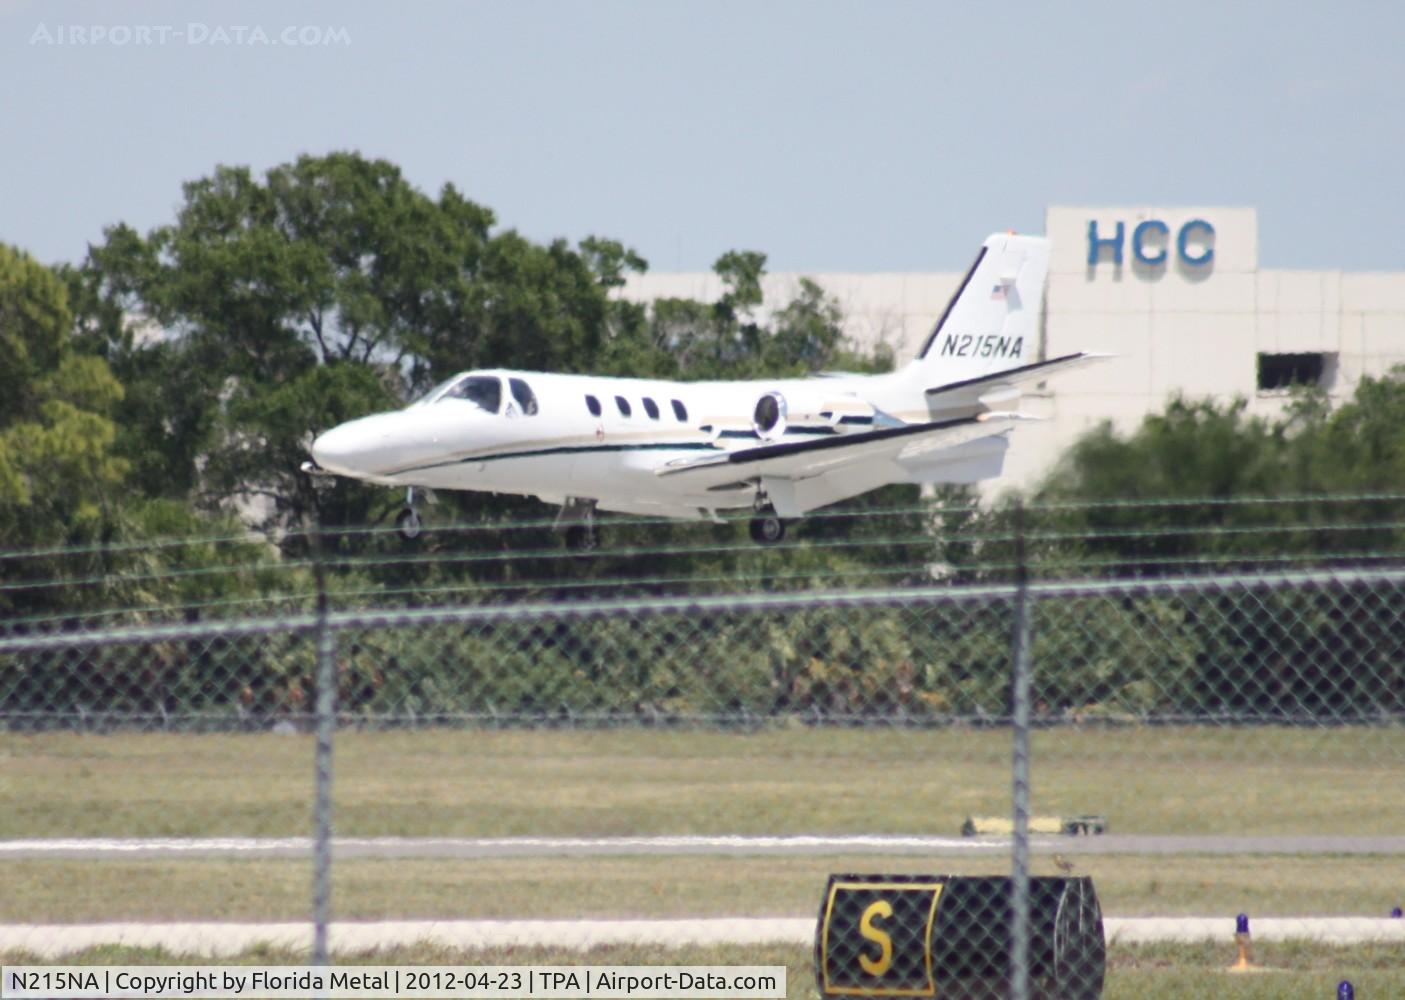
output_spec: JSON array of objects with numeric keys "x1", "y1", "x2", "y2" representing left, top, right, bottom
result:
[
  {"x1": 656, "y1": 412, "x2": 1035, "y2": 488},
  {"x1": 925, "y1": 351, "x2": 1111, "y2": 416}
]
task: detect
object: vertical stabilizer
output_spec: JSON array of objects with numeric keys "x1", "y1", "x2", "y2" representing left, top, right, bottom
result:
[{"x1": 905, "y1": 233, "x2": 1050, "y2": 388}]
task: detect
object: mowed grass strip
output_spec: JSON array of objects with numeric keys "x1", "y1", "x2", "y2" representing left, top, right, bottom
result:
[
  {"x1": 1, "y1": 942, "x2": 1401, "y2": 1000},
  {"x1": 2, "y1": 727, "x2": 1401, "y2": 838},
  {"x1": 2, "y1": 855, "x2": 1400, "y2": 923}
]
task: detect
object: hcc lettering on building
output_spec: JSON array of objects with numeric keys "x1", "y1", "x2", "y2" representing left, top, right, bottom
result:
[{"x1": 1087, "y1": 218, "x2": 1215, "y2": 268}]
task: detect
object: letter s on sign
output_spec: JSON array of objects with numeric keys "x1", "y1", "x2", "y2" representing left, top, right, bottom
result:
[{"x1": 858, "y1": 899, "x2": 894, "y2": 977}]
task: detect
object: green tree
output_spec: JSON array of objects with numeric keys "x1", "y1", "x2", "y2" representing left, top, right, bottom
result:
[
  {"x1": 1024, "y1": 396, "x2": 1297, "y2": 572},
  {"x1": 1020, "y1": 377, "x2": 1405, "y2": 574},
  {"x1": 0, "y1": 245, "x2": 127, "y2": 556},
  {"x1": 946, "y1": 379, "x2": 1405, "y2": 722},
  {"x1": 0, "y1": 245, "x2": 133, "y2": 622},
  {"x1": 0, "y1": 246, "x2": 72, "y2": 424},
  {"x1": 1295, "y1": 374, "x2": 1405, "y2": 492},
  {"x1": 1041, "y1": 396, "x2": 1292, "y2": 506},
  {"x1": 73, "y1": 152, "x2": 688, "y2": 541}
]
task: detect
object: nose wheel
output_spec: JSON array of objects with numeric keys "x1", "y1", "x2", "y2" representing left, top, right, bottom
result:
[
  {"x1": 396, "y1": 488, "x2": 423, "y2": 541},
  {"x1": 396, "y1": 507, "x2": 422, "y2": 540}
]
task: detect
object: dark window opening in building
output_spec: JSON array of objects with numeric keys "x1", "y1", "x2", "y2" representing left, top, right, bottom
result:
[
  {"x1": 1257, "y1": 352, "x2": 1329, "y2": 391},
  {"x1": 671, "y1": 399, "x2": 688, "y2": 422},
  {"x1": 642, "y1": 397, "x2": 660, "y2": 420},
  {"x1": 615, "y1": 395, "x2": 632, "y2": 417},
  {"x1": 586, "y1": 394, "x2": 601, "y2": 417}
]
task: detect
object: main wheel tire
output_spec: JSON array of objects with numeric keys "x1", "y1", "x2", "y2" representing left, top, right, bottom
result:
[
  {"x1": 748, "y1": 514, "x2": 786, "y2": 544},
  {"x1": 565, "y1": 524, "x2": 600, "y2": 553},
  {"x1": 396, "y1": 507, "x2": 422, "y2": 541}
]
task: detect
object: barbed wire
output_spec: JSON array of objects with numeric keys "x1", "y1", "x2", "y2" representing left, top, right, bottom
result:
[
  {"x1": 5, "y1": 532, "x2": 1404, "y2": 636},
  {"x1": 12, "y1": 536, "x2": 1405, "y2": 637},
  {"x1": 6, "y1": 562, "x2": 1405, "y2": 656},
  {"x1": 3, "y1": 490, "x2": 1404, "y2": 562},
  {"x1": 6, "y1": 512, "x2": 1403, "y2": 592}
]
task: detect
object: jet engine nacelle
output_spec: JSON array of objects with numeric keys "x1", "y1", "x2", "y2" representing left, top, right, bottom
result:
[
  {"x1": 751, "y1": 390, "x2": 876, "y2": 441},
  {"x1": 752, "y1": 391, "x2": 788, "y2": 441}
]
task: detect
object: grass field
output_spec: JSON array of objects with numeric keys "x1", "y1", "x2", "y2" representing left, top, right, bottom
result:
[
  {"x1": 3, "y1": 854, "x2": 1402, "y2": 923},
  {"x1": 3, "y1": 724, "x2": 1401, "y2": 984},
  {"x1": 2, "y1": 727, "x2": 1401, "y2": 838},
  {"x1": 1, "y1": 942, "x2": 1400, "y2": 1000}
]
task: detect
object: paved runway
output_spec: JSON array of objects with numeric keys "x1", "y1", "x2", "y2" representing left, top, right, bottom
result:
[
  {"x1": 2, "y1": 917, "x2": 1403, "y2": 957},
  {"x1": 7, "y1": 836, "x2": 1403, "y2": 957},
  {"x1": 3, "y1": 834, "x2": 1404, "y2": 859}
]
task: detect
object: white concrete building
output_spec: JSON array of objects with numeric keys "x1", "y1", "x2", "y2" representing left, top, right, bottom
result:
[{"x1": 623, "y1": 206, "x2": 1405, "y2": 490}]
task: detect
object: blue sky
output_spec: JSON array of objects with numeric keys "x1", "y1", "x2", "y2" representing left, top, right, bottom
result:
[{"x1": 3, "y1": 0, "x2": 1400, "y2": 272}]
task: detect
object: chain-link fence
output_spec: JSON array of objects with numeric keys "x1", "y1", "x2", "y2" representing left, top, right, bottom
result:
[
  {"x1": 9, "y1": 572, "x2": 1400, "y2": 729},
  {"x1": 3, "y1": 496, "x2": 1404, "y2": 997}
]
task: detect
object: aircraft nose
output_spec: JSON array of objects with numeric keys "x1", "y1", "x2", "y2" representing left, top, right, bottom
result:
[
  {"x1": 311, "y1": 409, "x2": 449, "y2": 481},
  {"x1": 311, "y1": 421, "x2": 370, "y2": 475}
]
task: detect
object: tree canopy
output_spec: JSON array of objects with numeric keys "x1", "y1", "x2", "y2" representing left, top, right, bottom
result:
[
  {"x1": 0, "y1": 243, "x2": 127, "y2": 551},
  {"x1": 1017, "y1": 382, "x2": 1405, "y2": 574}
]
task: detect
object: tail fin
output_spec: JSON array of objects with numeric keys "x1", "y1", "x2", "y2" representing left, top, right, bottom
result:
[{"x1": 904, "y1": 232, "x2": 1050, "y2": 388}]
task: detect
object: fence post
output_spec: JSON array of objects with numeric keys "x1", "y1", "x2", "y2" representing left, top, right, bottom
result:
[
  {"x1": 311, "y1": 524, "x2": 336, "y2": 966},
  {"x1": 1009, "y1": 499, "x2": 1032, "y2": 1000}
]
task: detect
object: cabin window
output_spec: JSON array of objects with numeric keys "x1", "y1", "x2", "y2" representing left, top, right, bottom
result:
[
  {"x1": 642, "y1": 397, "x2": 660, "y2": 420},
  {"x1": 509, "y1": 377, "x2": 539, "y2": 415},
  {"x1": 442, "y1": 375, "x2": 501, "y2": 413},
  {"x1": 615, "y1": 395, "x2": 632, "y2": 417},
  {"x1": 586, "y1": 394, "x2": 602, "y2": 417},
  {"x1": 671, "y1": 399, "x2": 688, "y2": 422}
]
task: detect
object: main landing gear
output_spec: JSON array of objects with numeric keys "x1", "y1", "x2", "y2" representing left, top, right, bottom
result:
[
  {"x1": 558, "y1": 497, "x2": 601, "y2": 554},
  {"x1": 565, "y1": 524, "x2": 601, "y2": 553},
  {"x1": 748, "y1": 500, "x2": 786, "y2": 545},
  {"x1": 396, "y1": 487, "x2": 423, "y2": 541}
]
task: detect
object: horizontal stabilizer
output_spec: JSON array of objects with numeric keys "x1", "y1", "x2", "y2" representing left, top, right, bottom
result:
[{"x1": 925, "y1": 351, "x2": 1112, "y2": 415}]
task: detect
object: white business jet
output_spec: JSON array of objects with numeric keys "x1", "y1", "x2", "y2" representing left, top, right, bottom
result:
[{"x1": 307, "y1": 233, "x2": 1104, "y2": 549}]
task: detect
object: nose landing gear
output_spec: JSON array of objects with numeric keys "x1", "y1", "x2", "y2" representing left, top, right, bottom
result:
[{"x1": 396, "y1": 487, "x2": 423, "y2": 541}]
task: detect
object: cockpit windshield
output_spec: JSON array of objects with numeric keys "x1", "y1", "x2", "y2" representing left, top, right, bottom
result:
[
  {"x1": 412, "y1": 375, "x2": 462, "y2": 406},
  {"x1": 443, "y1": 375, "x2": 502, "y2": 412},
  {"x1": 412, "y1": 374, "x2": 503, "y2": 413}
]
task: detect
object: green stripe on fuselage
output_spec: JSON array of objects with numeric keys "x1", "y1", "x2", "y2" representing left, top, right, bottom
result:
[{"x1": 393, "y1": 440, "x2": 719, "y2": 477}]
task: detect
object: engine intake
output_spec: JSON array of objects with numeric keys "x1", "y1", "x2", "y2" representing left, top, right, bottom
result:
[{"x1": 752, "y1": 391, "x2": 788, "y2": 441}]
